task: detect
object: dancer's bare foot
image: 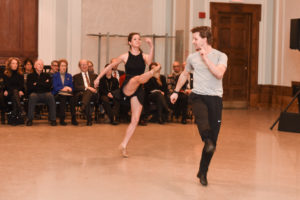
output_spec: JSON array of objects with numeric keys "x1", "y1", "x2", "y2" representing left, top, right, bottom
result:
[{"x1": 119, "y1": 144, "x2": 129, "y2": 158}]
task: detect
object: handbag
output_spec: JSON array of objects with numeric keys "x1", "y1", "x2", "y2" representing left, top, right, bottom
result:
[{"x1": 7, "y1": 111, "x2": 25, "y2": 126}]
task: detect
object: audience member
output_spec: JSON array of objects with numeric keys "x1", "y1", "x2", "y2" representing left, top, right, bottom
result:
[
  {"x1": 49, "y1": 60, "x2": 59, "y2": 77},
  {"x1": 167, "y1": 61, "x2": 188, "y2": 124},
  {"x1": 73, "y1": 59, "x2": 98, "y2": 126},
  {"x1": 99, "y1": 64, "x2": 120, "y2": 125},
  {"x1": 52, "y1": 59, "x2": 78, "y2": 126},
  {"x1": 144, "y1": 62, "x2": 169, "y2": 124},
  {"x1": 87, "y1": 60, "x2": 97, "y2": 75},
  {"x1": 3, "y1": 57, "x2": 25, "y2": 116},
  {"x1": 26, "y1": 59, "x2": 57, "y2": 126},
  {"x1": 111, "y1": 58, "x2": 125, "y2": 86}
]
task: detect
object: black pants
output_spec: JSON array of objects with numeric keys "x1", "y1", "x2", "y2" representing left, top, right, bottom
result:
[
  {"x1": 100, "y1": 95, "x2": 120, "y2": 121},
  {"x1": 74, "y1": 91, "x2": 97, "y2": 121},
  {"x1": 8, "y1": 89, "x2": 24, "y2": 115},
  {"x1": 189, "y1": 93, "x2": 222, "y2": 177},
  {"x1": 28, "y1": 92, "x2": 56, "y2": 121},
  {"x1": 148, "y1": 91, "x2": 169, "y2": 121},
  {"x1": 56, "y1": 94, "x2": 76, "y2": 121}
]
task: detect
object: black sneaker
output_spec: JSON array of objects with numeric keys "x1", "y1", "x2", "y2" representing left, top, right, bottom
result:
[{"x1": 199, "y1": 174, "x2": 208, "y2": 186}]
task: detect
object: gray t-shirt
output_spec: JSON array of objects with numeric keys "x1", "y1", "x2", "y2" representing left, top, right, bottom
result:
[{"x1": 185, "y1": 48, "x2": 228, "y2": 97}]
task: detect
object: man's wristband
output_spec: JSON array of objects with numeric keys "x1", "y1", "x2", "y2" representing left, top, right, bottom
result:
[{"x1": 173, "y1": 90, "x2": 179, "y2": 94}]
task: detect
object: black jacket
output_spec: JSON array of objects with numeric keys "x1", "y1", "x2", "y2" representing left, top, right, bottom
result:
[
  {"x1": 144, "y1": 75, "x2": 168, "y2": 96},
  {"x1": 4, "y1": 71, "x2": 24, "y2": 94},
  {"x1": 99, "y1": 76, "x2": 119, "y2": 96},
  {"x1": 27, "y1": 72, "x2": 52, "y2": 94}
]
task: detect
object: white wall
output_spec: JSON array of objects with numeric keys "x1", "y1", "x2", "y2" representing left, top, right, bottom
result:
[
  {"x1": 38, "y1": 0, "x2": 300, "y2": 85},
  {"x1": 273, "y1": 0, "x2": 300, "y2": 86},
  {"x1": 38, "y1": 0, "x2": 81, "y2": 75},
  {"x1": 81, "y1": 0, "x2": 153, "y2": 74}
]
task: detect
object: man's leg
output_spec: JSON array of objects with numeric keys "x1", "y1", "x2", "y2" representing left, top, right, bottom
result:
[
  {"x1": 44, "y1": 92, "x2": 57, "y2": 123},
  {"x1": 191, "y1": 93, "x2": 215, "y2": 186},
  {"x1": 27, "y1": 93, "x2": 39, "y2": 122}
]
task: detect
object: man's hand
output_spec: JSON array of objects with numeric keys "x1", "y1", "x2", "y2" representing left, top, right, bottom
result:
[
  {"x1": 199, "y1": 48, "x2": 209, "y2": 63},
  {"x1": 108, "y1": 92, "x2": 113, "y2": 99},
  {"x1": 87, "y1": 87, "x2": 97, "y2": 93},
  {"x1": 19, "y1": 91, "x2": 24, "y2": 97},
  {"x1": 170, "y1": 92, "x2": 178, "y2": 104}
]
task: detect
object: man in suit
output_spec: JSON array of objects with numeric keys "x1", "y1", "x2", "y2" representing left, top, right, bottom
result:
[
  {"x1": 167, "y1": 61, "x2": 188, "y2": 124},
  {"x1": 111, "y1": 58, "x2": 125, "y2": 86},
  {"x1": 87, "y1": 60, "x2": 97, "y2": 75},
  {"x1": 73, "y1": 59, "x2": 98, "y2": 126}
]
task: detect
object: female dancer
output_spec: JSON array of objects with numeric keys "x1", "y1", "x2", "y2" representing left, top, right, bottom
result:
[{"x1": 94, "y1": 32, "x2": 161, "y2": 157}]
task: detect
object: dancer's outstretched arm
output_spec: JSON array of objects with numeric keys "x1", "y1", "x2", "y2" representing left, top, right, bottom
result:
[
  {"x1": 94, "y1": 56, "x2": 125, "y2": 87},
  {"x1": 143, "y1": 38, "x2": 154, "y2": 65}
]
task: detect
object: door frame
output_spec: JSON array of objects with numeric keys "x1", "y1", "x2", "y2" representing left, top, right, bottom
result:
[{"x1": 210, "y1": 2, "x2": 261, "y2": 107}]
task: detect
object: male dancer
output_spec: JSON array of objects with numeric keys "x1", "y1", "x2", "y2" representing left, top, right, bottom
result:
[{"x1": 170, "y1": 26, "x2": 228, "y2": 186}]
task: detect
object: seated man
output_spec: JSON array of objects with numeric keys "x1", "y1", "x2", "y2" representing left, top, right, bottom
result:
[
  {"x1": 73, "y1": 59, "x2": 98, "y2": 126},
  {"x1": 167, "y1": 61, "x2": 188, "y2": 124},
  {"x1": 48, "y1": 60, "x2": 59, "y2": 77},
  {"x1": 111, "y1": 58, "x2": 125, "y2": 86},
  {"x1": 26, "y1": 59, "x2": 56, "y2": 126},
  {"x1": 99, "y1": 64, "x2": 120, "y2": 125},
  {"x1": 87, "y1": 60, "x2": 97, "y2": 75}
]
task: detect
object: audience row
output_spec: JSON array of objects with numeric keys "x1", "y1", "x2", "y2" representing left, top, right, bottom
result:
[{"x1": 0, "y1": 57, "x2": 193, "y2": 126}]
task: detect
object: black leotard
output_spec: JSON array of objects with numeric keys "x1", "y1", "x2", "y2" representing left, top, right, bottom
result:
[
  {"x1": 125, "y1": 51, "x2": 146, "y2": 76},
  {"x1": 121, "y1": 51, "x2": 146, "y2": 104}
]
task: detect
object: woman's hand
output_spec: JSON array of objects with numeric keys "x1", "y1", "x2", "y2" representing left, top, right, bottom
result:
[
  {"x1": 19, "y1": 91, "x2": 24, "y2": 97},
  {"x1": 145, "y1": 38, "x2": 153, "y2": 48}
]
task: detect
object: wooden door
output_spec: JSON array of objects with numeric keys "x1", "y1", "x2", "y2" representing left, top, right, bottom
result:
[
  {"x1": 0, "y1": 0, "x2": 38, "y2": 64},
  {"x1": 210, "y1": 3, "x2": 261, "y2": 108}
]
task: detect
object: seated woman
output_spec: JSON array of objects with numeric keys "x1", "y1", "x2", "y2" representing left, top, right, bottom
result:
[
  {"x1": 3, "y1": 57, "x2": 25, "y2": 117},
  {"x1": 144, "y1": 62, "x2": 169, "y2": 124},
  {"x1": 52, "y1": 59, "x2": 78, "y2": 126},
  {"x1": 23, "y1": 58, "x2": 34, "y2": 96}
]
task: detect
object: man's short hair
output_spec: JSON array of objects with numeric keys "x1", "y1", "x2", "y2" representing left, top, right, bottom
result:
[{"x1": 191, "y1": 26, "x2": 213, "y2": 45}]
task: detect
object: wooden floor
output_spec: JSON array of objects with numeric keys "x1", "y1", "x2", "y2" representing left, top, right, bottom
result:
[{"x1": 0, "y1": 109, "x2": 299, "y2": 200}]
